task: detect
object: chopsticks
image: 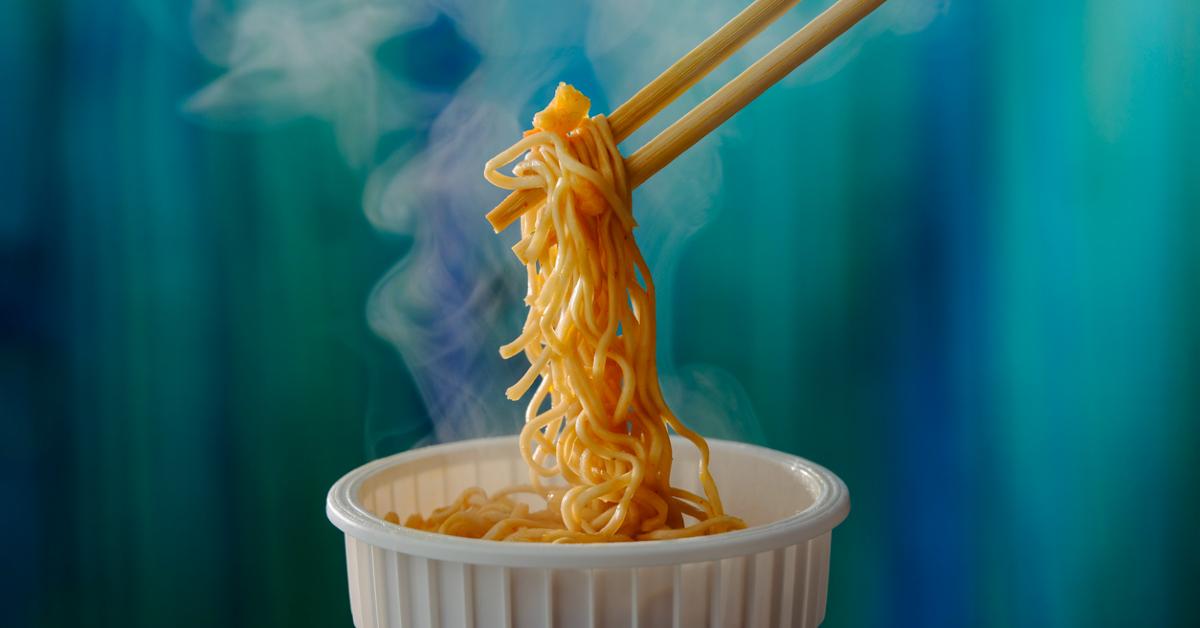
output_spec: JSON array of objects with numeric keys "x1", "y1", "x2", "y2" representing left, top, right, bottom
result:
[
  {"x1": 487, "y1": 0, "x2": 887, "y2": 232},
  {"x1": 606, "y1": 0, "x2": 805, "y2": 143}
]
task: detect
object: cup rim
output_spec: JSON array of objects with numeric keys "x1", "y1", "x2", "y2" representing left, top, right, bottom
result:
[{"x1": 326, "y1": 435, "x2": 850, "y2": 569}]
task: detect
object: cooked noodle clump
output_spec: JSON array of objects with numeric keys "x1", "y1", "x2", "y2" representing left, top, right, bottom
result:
[{"x1": 393, "y1": 83, "x2": 744, "y2": 542}]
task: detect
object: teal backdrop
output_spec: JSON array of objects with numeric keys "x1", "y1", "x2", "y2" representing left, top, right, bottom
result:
[{"x1": 3, "y1": 1, "x2": 1198, "y2": 627}]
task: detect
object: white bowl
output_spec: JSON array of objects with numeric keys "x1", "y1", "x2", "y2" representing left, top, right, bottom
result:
[{"x1": 327, "y1": 436, "x2": 850, "y2": 628}]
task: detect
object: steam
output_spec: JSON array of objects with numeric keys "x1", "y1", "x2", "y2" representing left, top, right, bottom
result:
[
  {"x1": 186, "y1": 0, "x2": 439, "y2": 166},
  {"x1": 186, "y1": 0, "x2": 945, "y2": 452}
]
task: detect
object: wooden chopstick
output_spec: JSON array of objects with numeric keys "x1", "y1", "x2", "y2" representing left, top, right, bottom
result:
[
  {"x1": 607, "y1": 0, "x2": 804, "y2": 143},
  {"x1": 486, "y1": 0, "x2": 802, "y2": 232},
  {"x1": 625, "y1": 0, "x2": 886, "y2": 188},
  {"x1": 487, "y1": 0, "x2": 886, "y2": 232}
]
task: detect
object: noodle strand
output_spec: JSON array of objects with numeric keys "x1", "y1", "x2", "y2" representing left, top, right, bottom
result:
[{"x1": 398, "y1": 85, "x2": 744, "y2": 542}]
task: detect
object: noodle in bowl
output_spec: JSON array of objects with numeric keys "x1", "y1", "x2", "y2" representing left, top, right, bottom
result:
[
  {"x1": 327, "y1": 83, "x2": 849, "y2": 626},
  {"x1": 435, "y1": 84, "x2": 745, "y2": 543},
  {"x1": 326, "y1": 435, "x2": 850, "y2": 628}
]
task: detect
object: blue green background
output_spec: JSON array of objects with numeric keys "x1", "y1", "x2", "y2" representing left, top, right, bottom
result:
[{"x1": 4, "y1": 1, "x2": 1198, "y2": 627}]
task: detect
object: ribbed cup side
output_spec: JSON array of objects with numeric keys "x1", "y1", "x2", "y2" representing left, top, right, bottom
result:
[
  {"x1": 342, "y1": 532, "x2": 834, "y2": 628},
  {"x1": 330, "y1": 438, "x2": 847, "y2": 627}
]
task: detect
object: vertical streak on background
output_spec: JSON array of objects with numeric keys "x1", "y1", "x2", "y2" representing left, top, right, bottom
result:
[
  {"x1": 863, "y1": 18, "x2": 937, "y2": 628},
  {"x1": 62, "y1": 1, "x2": 127, "y2": 624},
  {"x1": 989, "y1": 0, "x2": 1191, "y2": 626},
  {"x1": 60, "y1": 0, "x2": 226, "y2": 624},
  {"x1": 1077, "y1": 1, "x2": 1171, "y2": 624},
  {"x1": 884, "y1": 0, "x2": 987, "y2": 624},
  {"x1": 1165, "y1": 0, "x2": 1200, "y2": 620},
  {"x1": 3, "y1": 3, "x2": 46, "y2": 628},
  {"x1": 934, "y1": 2, "x2": 991, "y2": 626},
  {"x1": 991, "y1": 1, "x2": 1079, "y2": 625}
]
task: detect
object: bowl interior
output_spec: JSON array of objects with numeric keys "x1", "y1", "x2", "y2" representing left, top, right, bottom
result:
[{"x1": 357, "y1": 437, "x2": 818, "y2": 529}]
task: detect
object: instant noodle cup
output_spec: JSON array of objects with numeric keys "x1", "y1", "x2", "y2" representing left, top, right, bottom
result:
[{"x1": 327, "y1": 436, "x2": 850, "y2": 628}]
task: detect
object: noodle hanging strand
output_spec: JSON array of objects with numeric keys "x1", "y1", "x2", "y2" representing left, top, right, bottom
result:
[{"x1": 394, "y1": 84, "x2": 745, "y2": 542}]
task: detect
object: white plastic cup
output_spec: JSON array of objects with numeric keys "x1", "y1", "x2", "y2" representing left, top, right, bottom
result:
[{"x1": 326, "y1": 436, "x2": 850, "y2": 628}]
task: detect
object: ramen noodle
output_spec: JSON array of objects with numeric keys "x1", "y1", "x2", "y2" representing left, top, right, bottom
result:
[{"x1": 391, "y1": 84, "x2": 744, "y2": 542}]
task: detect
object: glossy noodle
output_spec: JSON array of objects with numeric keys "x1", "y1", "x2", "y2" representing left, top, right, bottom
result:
[{"x1": 390, "y1": 84, "x2": 744, "y2": 542}]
